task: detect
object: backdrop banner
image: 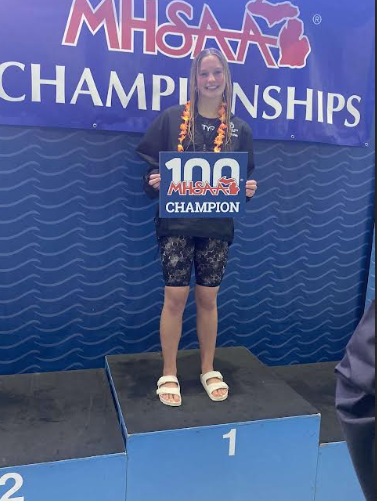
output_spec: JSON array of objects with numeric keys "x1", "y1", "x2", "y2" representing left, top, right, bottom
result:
[{"x1": 0, "y1": 0, "x2": 375, "y2": 146}]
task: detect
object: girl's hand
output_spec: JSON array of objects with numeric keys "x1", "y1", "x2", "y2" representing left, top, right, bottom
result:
[
  {"x1": 246, "y1": 180, "x2": 258, "y2": 198},
  {"x1": 149, "y1": 173, "x2": 161, "y2": 190}
]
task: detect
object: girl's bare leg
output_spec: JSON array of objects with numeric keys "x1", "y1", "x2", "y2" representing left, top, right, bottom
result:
[
  {"x1": 159, "y1": 286, "x2": 190, "y2": 404},
  {"x1": 195, "y1": 285, "x2": 227, "y2": 398}
]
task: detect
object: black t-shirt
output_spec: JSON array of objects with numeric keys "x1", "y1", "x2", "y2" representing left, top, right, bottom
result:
[{"x1": 136, "y1": 105, "x2": 255, "y2": 242}]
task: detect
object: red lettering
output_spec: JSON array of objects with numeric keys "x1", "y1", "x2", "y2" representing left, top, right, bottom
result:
[
  {"x1": 168, "y1": 180, "x2": 242, "y2": 197},
  {"x1": 168, "y1": 182, "x2": 184, "y2": 195},
  {"x1": 63, "y1": 0, "x2": 310, "y2": 68},
  {"x1": 193, "y1": 181, "x2": 205, "y2": 195},
  {"x1": 236, "y1": 6, "x2": 279, "y2": 67},
  {"x1": 187, "y1": 182, "x2": 195, "y2": 195},
  {"x1": 200, "y1": 182, "x2": 216, "y2": 196},
  {"x1": 193, "y1": 6, "x2": 236, "y2": 61},
  {"x1": 156, "y1": 2, "x2": 194, "y2": 58},
  {"x1": 121, "y1": 0, "x2": 157, "y2": 53},
  {"x1": 63, "y1": 0, "x2": 120, "y2": 49},
  {"x1": 216, "y1": 183, "x2": 228, "y2": 195}
]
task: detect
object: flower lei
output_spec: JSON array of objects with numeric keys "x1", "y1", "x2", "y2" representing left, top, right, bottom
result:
[{"x1": 178, "y1": 101, "x2": 228, "y2": 153}]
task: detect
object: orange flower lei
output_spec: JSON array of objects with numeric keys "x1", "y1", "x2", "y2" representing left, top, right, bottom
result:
[{"x1": 178, "y1": 102, "x2": 228, "y2": 153}]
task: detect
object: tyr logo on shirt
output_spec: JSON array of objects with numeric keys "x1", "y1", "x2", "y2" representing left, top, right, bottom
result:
[{"x1": 202, "y1": 124, "x2": 216, "y2": 133}]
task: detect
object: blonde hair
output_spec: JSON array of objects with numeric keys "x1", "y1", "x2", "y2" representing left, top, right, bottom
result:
[{"x1": 188, "y1": 48, "x2": 233, "y2": 146}]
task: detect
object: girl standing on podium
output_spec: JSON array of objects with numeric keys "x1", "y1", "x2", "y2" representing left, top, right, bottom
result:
[{"x1": 137, "y1": 48, "x2": 257, "y2": 407}]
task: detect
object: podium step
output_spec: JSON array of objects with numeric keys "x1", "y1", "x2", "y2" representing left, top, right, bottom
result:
[
  {"x1": 273, "y1": 362, "x2": 366, "y2": 501},
  {"x1": 0, "y1": 369, "x2": 127, "y2": 501},
  {"x1": 107, "y1": 347, "x2": 321, "y2": 501},
  {"x1": 1, "y1": 352, "x2": 363, "y2": 500}
]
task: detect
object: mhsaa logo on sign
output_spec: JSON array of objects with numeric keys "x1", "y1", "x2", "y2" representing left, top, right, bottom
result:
[{"x1": 159, "y1": 153, "x2": 248, "y2": 218}]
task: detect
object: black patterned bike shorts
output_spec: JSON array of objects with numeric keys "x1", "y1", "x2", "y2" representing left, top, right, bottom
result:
[{"x1": 159, "y1": 236, "x2": 230, "y2": 288}]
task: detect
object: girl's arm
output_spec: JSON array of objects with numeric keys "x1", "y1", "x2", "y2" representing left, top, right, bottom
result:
[{"x1": 136, "y1": 111, "x2": 169, "y2": 199}]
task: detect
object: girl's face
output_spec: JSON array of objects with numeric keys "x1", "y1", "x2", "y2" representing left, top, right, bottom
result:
[{"x1": 197, "y1": 55, "x2": 226, "y2": 101}]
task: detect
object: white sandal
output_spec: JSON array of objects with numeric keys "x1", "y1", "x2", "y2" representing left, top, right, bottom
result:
[
  {"x1": 156, "y1": 376, "x2": 182, "y2": 407},
  {"x1": 200, "y1": 371, "x2": 229, "y2": 402}
]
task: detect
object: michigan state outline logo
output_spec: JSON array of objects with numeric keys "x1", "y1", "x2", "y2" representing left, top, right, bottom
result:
[
  {"x1": 244, "y1": 0, "x2": 311, "y2": 69},
  {"x1": 63, "y1": 0, "x2": 311, "y2": 69}
]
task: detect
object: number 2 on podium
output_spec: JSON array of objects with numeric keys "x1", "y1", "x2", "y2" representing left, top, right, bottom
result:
[
  {"x1": 0, "y1": 473, "x2": 24, "y2": 501},
  {"x1": 223, "y1": 428, "x2": 237, "y2": 457}
]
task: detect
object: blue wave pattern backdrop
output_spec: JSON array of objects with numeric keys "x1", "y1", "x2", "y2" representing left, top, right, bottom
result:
[{"x1": 0, "y1": 125, "x2": 375, "y2": 374}]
